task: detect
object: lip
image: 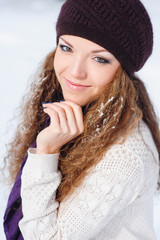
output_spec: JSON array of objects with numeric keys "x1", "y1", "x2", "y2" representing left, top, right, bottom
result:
[{"x1": 65, "y1": 78, "x2": 90, "y2": 91}]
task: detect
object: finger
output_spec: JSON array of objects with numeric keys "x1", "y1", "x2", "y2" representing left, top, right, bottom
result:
[
  {"x1": 43, "y1": 107, "x2": 60, "y2": 128},
  {"x1": 43, "y1": 101, "x2": 84, "y2": 134},
  {"x1": 53, "y1": 102, "x2": 78, "y2": 135},
  {"x1": 43, "y1": 103, "x2": 69, "y2": 131},
  {"x1": 60, "y1": 101, "x2": 84, "y2": 134}
]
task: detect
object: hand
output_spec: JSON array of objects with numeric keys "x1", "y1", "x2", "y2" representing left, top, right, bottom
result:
[{"x1": 36, "y1": 101, "x2": 84, "y2": 154}]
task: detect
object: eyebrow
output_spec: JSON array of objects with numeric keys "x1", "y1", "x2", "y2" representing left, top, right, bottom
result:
[{"x1": 59, "y1": 37, "x2": 109, "y2": 54}]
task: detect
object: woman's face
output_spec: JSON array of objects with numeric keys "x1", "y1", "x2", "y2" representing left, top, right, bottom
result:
[{"x1": 54, "y1": 35, "x2": 120, "y2": 106}]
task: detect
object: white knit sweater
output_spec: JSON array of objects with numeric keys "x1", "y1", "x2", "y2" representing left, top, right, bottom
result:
[{"x1": 19, "y1": 120, "x2": 159, "y2": 240}]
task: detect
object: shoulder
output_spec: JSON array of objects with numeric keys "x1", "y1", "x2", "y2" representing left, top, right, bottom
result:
[
  {"x1": 93, "y1": 120, "x2": 158, "y2": 176},
  {"x1": 91, "y1": 120, "x2": 159, "y2": 187},
  {"x1": 107, "y1": 120, "x2": 158, "y2": 163},
  {"x1": 121, "y1": 120, "x2": 159, "y2": 165}
]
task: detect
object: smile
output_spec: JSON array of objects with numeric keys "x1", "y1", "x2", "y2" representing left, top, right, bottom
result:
[{"x1": 65, "y1": 78, "x2": 90, "y2": 91}]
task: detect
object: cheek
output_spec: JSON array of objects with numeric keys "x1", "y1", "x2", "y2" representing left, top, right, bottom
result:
[
  {"x1": 53, "y1": 52, "x2": 60, "y2": 75},
  {"x1": 54, "y1": 49, "x2": 65, "y2": 77},
  {"x1": 93, "y1": 69, "x2": 115, "y2": 89},
  {"x1": 97, "y1": 64, "x2": 120, "y2": 87}
]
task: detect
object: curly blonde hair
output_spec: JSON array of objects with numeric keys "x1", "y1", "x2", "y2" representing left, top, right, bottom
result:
[{"x1": 4, "y1": 49, "x2": 160, "y2": 203}]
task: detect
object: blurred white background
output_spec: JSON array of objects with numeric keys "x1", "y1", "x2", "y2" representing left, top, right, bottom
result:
[{"x1": 0, "y1": 0, "x2": 160, "y2": 239}]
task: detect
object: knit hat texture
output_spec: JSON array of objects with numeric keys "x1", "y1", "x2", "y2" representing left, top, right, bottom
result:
[{"x1": 56, "y1": 0, "x2": 153, "y2": 75}]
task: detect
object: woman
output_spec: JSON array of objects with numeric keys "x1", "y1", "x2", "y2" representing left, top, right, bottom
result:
[{"x1": 3, "y1": 0, "x2": 160, "y2": 239}]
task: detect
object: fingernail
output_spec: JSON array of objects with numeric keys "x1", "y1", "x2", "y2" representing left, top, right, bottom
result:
[
  {"x1": 60, "y1": 100, "x2": 65, "y2": 102},
  {"x1": 42, "y1": 102, "x2": 53, "y2": 104},
  {"x1": 43, "y1": 107, "x2": 47, "y2": 109}
]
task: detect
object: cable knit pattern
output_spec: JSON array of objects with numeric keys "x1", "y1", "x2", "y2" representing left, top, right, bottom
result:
[{"x1": 19, "y1": 120, "x2": 159, "y2": 240}]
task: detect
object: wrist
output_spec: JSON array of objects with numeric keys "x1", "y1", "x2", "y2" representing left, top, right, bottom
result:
[{"x1": 36, "y1": 147, "x2": 60, "y2": 155}]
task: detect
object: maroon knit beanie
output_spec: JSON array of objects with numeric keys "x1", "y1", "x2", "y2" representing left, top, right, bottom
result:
[{"x1": 56, "y1": 0, "x2": 153, "y2": 76}]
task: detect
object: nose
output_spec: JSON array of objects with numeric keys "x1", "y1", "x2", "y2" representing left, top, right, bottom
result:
[{"x1": 70, "y1": 57, "x2": 87, "y2": 80}]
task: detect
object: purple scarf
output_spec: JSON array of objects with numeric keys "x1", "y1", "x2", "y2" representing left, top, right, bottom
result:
[
  {"x1": 3, "y1": 141, "x2": 36, "y2": 240},
  {"x1": 3, "y1": 117, "x2": 50, "y2": 240}
]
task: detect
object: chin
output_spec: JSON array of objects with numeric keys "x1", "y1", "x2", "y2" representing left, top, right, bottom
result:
[{"x1": 64, "y1": 96, "x2": 88, "y2": 107}]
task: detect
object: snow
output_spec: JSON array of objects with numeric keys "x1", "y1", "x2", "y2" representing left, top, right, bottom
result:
[{"x1": 0, "y1": 0, "x2": 160, "y2": 239}]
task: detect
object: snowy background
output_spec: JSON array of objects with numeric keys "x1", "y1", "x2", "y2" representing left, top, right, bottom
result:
[{"x1": 0, "y1": 0, "x2": 160, "y2": 239}]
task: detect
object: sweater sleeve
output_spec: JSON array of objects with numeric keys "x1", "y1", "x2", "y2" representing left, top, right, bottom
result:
[{"x1": 19, "y1": 145, "x2": 144, "y2": 240}]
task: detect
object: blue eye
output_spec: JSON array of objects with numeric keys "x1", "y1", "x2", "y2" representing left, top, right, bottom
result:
[
  {"x1": 59, "y1": 44, "x2": 72, "y2": 52},
  {"x1": 95, "y1": 57, "x2": 110, "y2": 64}
]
